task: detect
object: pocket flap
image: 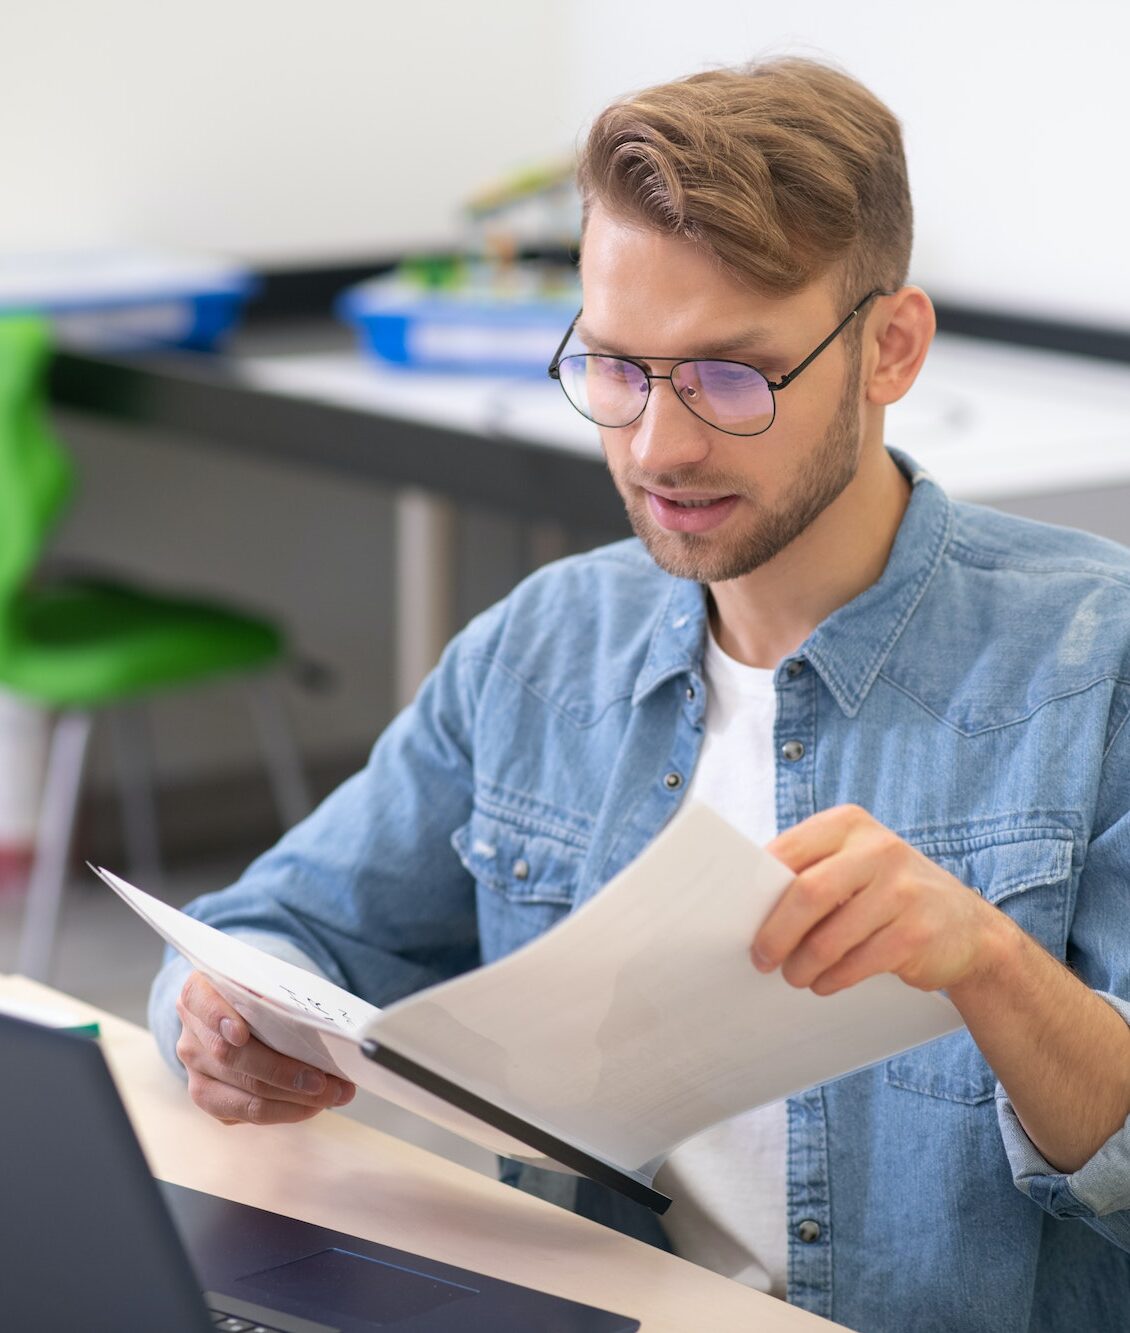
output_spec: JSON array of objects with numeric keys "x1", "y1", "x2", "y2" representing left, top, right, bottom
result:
[
  {"x1": 915, "y1": 831, "x2": 1073, "y2": 907},
  {"x1": 452, "y1": 810, "x2": 582, "y2": 906}
]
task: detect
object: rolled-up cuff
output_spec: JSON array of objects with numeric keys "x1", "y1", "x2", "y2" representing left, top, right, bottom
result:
[{"x1": 996, "y1": 990, "x2": 1130, "y2": 1249}]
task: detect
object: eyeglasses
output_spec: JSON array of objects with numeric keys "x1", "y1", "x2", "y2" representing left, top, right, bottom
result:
[{"x1": 547, "y1": 289, "x2": 888, "y2": 437}]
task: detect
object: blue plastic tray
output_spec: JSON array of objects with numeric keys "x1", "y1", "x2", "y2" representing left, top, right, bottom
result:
[
  {"x1": 0, "y1": 252, "x2": 257, "y2": 351},
  {"x1": 338, "y1": 278, "x2": 578, "y2": 378}
]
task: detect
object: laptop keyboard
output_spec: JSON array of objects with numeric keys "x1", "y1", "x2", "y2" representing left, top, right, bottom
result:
[
  {"x1": 203, "y1": 1291, "x2": 338, "y2": 1333},
  {"x1": 209, "y1": 1307, "x2": 289, "y2": 1332}
]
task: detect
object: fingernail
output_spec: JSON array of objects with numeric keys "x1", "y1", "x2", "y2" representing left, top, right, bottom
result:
[
  {"x1": 219, "y1": 1018, "x2": 241, "y2": 1045},
  {"x1": 335, "y1": 1084, "x2": 354, "y2": 1106},
  {"x1": 295, "y1": 1069, "x2": 326, "y2": 1094},
  {"x1": 752, "y1": 947, "x2": 772, "y2": 972}
]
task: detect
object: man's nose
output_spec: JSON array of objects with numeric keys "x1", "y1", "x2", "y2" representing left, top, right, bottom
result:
[{"x1": 628, "y1": 379, "x2": 712, "y2": 473}]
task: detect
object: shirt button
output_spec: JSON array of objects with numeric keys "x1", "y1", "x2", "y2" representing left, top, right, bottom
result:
[
  {"x1": 781, "y1": 740, "x2": 806, "y2": 762},
  {"x1": 512, "y1": 858, "x2": 530, "y2": 880},
  {"x1": 685, "y1": 685, "x2": 696, "y2": 701},
  {"x1": 786, "y1": 659, "x2": 805, "y2": 678},
  {"x1": 797, "y1": 1219, "x2": 822, "y2": 1244},
  {"x1": 664, "y1": 771, "x2": 683, "y2": 790}
]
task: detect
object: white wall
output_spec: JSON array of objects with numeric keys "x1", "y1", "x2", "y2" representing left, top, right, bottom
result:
[
  {"x1": 6, "y1": 2, "x2": 1128, "y2": 323},
  {"x1": 562, "y1": 0, "x2": 1130, "y2": 331},
  {"x1": 1, "y1": 0, "x2": 574, "y2": 261}
]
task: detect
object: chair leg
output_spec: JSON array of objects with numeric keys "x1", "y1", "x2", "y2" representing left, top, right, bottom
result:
[
  {"x1": 108, "y1": 704, "x2": 163, "y2": 892},
  {"x1": 246, "y1": 675, "x2": 311, "y2": 831},
  {"x1": 16, "y1": 710, "x2": 94, "y2": 983}
]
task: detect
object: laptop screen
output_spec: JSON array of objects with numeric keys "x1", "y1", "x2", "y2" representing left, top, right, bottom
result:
[{"x1": 0, "y1": 1011, "x2": 639, "y2": 1332}]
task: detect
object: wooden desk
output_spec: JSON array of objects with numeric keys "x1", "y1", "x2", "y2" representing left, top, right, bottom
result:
[{"x1": 1, "y1": 974, "x2": 835, "y2": 1332}]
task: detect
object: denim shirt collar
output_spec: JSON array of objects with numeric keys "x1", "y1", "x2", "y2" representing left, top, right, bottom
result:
[
  {"x1": 631, "y1": 449, "x2": 954, "y2": 716},
  {"x1": 631, "y1": 573, "x2": 709, "y2": 706}
]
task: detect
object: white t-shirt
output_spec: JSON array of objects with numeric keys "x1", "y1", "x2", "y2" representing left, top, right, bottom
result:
[{"x1": 654, "y1": 627, "x2": 788, "y2": 1299}]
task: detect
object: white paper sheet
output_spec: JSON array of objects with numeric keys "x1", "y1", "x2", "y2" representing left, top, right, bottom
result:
[
  {"x1": 372, "y1": 804, "x2": 964, "y2": 1169},
  {"x1": 96, "y1": 869, "x2": 551, "y2": 1162},
  {"x1": 99, "y1": 803, "x2": 963, "y2": 1180}
]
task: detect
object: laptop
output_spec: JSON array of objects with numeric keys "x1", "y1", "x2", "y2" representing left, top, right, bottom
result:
[{"x1": 0, "y1": 1011, "x2": 639, "y2": 1332}]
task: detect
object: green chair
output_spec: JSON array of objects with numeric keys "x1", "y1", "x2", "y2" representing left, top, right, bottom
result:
[{"x1": 0, "y1": 314, "x2": 310, "y2": 981}]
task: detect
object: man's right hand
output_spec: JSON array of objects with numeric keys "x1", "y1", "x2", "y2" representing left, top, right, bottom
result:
[{"x1": 175, "y1": 971, "x2": 355, "y2": 1125}]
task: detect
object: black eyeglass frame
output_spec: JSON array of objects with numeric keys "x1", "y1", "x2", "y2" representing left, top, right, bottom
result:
[{"x1": 547, "y1": 288, "x2": 891, "y2": 437}]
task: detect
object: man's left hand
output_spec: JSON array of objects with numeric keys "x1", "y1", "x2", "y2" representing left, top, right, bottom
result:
[{"x1": 754, "y1": 805, "x2": 1005, "y2": 995}]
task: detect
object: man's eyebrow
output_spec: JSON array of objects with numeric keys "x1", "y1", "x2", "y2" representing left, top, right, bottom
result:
[{"x1": 572, "y1": 319, "x2": 780, "y2": 360}]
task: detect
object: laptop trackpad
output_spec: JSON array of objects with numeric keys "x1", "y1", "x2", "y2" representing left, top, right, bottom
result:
[{"x1": 238, "y1": 1247, "x2": 479, "y2": 1325}]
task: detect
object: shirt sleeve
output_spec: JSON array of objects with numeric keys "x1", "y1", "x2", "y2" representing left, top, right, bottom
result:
[
  {"x1": 146, "y1": 605, "x2": 498, "y2": 1077},
  {"x1": 996, "y1": 688, "x2": 1130, "y2": 1250}
]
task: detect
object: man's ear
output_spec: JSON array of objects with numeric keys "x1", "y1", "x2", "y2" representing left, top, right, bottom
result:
[{"x1": 864, "y1": 287, "x2": 935, "y2": 407}]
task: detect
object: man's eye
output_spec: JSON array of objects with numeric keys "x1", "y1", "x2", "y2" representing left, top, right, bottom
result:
[
  {"x1": 696, "y1": 362, "x2": 763, "y2": 390},
  {"x1": 707, "y1": 363, "x2": 753, "y2": 381},
  {"x1": 592, "y1": 356, "x2": 637, "y2": 381}
]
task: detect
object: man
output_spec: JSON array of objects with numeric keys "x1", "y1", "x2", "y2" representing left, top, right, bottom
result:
[{"x1": 152, "y1": 58, "x2": 1130, "y2": 1329}]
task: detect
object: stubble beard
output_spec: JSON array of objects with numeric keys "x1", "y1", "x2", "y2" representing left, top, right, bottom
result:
[{"x1": 612, "y1": 360, "x2": 864, "y2": 585}]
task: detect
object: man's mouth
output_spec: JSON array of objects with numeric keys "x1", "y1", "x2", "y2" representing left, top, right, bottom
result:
[{"x1": 645, "y1": 490, "x2": 739, "y2": 533}]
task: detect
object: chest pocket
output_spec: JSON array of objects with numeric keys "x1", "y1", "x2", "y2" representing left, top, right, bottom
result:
[
  {"x1": 452, "y1": 808, "x2": 585, "y2": 960},
  {"x1": 884, "y1": 827, "x2": 1075, "y2": 1105}
]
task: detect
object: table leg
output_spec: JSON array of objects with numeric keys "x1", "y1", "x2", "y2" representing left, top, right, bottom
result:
[{"x1": 394, "y1": 490, "x2": 458, "y2": 711}]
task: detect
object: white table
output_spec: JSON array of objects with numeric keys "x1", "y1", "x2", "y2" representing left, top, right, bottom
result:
[{"x1": 51, "y1": 331, "x2": 1130, "y2": 704}]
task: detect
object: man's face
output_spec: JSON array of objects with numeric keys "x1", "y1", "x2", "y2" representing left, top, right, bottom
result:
[{"x1": 577, "y1": 207, "x2": 866, "y2": 585}]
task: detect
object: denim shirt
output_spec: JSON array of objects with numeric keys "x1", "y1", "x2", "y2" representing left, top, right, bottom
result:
[{"x1": 151, "y1": 451, "x2": 1130, "y2": 1331}]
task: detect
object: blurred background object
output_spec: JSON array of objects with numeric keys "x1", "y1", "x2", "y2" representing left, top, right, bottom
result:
[
  {"x1": 338, "y1": 256, "x2": 579, "y2": 377},
  {"x1": 0, "y1": 251, "x2": 255, "y2": 351},
  {"x1": 0, "y1": 315, "x2": 309, "y2": 982},
  {"x1": 0, "y1": 691, "x2": 50, "y2": 894},
  {"x1": 464, "y1": 158, "x2": 581, "y2": 261},
  {"x1": 338, "y1": 157, "x2": 581, "y2": 374}
]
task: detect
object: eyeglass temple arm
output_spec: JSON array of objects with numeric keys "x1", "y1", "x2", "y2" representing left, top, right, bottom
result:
[
  {"x1": 547, "y1": 310, "x2": 582, "y2": 377},
  {"x1": 766, "y1": 289, "x2": 890, "y2": 392}
]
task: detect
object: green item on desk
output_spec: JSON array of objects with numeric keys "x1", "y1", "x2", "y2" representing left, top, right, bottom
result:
[
  {"x1": 0, "y1": 995, "x2": 99, "y2": 1036},
  {"x1": 65, "y1": 1020, "x2": 101, "y2": 1038},
  {"x1": 399, "y1": 255, "x2": 465, "y2": 292}
]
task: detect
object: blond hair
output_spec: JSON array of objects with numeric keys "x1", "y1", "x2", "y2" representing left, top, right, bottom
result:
[{"x1": 578, "y1": 58, "x2": 912, "y2": 303}]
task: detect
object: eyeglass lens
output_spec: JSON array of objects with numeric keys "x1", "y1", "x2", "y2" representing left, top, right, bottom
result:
[{"x1": 557, "y1": 355, "x2": 776, "y2": 435}]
